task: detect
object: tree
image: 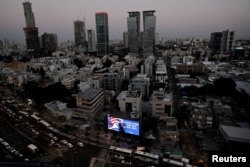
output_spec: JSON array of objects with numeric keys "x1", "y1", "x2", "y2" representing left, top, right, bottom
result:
[
  {"x1": 214, "y1": 77, "x2": 236, "y2": 96},
  {"x1": 39, "y1": 67, "x2": 46, "y2": 81}
]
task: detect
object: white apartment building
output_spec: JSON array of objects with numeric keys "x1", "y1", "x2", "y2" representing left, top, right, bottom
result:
[
  {"x1": 61, "y1": 76, "x2": 75, "y2": 89},
  {"x1": 116, "y1": 90, "x2": 142, "y2": 114},
  {"x1": 155, "y1": 60, "x2": 168, "y2": 83},
  {"x1": 151, "y1": 89, "x2": 173, "y2": 119},
  {"x1": 79, "y1": 66, "x2": 93, "y2": 81},
  {"x1": 123, "y1": 65, "x2": 138, "y2": 79},
  {"x1": 44, "y1": 101, "x2": 73, "y2": 120},
  {"x1": 78, "y1": 81, "x2": 90, "y2": 92},
  {"x1": 144, "y1": 56, "x2": 155, "y2": 77},
  {"x1": 128, "y1": 56, "x2": 139, "y2": 67},
  {"x1": 74, "y1": 88, "x2": 104, "y2": 120},
  {"x1": 89, "y1": 76, "x2": 102, "y2": 89},
  {"x1": 130, "y1": 74, "x2": 150, "y2": 98},
  {"x1": 110, "y1": 62, "x2": 126, "y2": 73}
]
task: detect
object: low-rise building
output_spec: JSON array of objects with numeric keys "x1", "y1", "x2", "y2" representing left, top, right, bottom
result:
[
  {"x1": 130, "y1": 74, "x2": 150, "y2": 98},
  {"x1": 176, "y1": 63, "x2": 205, "y2": 74},
  {"x1": 151, "y1": 89, "x2": 173, "y2": 119},
  {"x1": 116, "y1": 90, "x2": 142, "y2": 115},
  {"x1": 74, "y1": 88, "x2": 104, "y2": 121},
  {"x1": 61, "y1": 76, "x2": 75, "y2": 89},
  {"x1": 158, "y1": 117, "x2": 179, "y2": 147},
  {"x1": 44, "y1": 101, "x2": 73, "y2": 120}
]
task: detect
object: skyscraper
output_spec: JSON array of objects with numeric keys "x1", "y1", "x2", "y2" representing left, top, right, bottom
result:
[
  {"x1": 41, "y1": 33, "x2": 58, "y2": 55},
  {"x1": 87, "y1": 29, "x2": 96, "y2": 52},
  {"x1": 210, "y1": 29, "x2": 235, "y2": 55},
  {"x1": 210, "y1": 32, "x2": 222, "y2": 55},
  {"x1": 143, "y1": 10, "x2": 156, "y2": 56},
  {"x1": 22, "y1": 1, "x2": 40, "y2": 54},
  {"x1": 23, "y1": 1, "x2": 36, "y2": 27},
  {"x1": 95, "y1": 12, "x2": 109, "y2": 56},
  {"x1": 127, "y1": 11, "x2": 140, "y2": 56},
  {"x1": 220, "y1": 29, "x2": 235, "y2": 54},
  {"x1": 74, "y1": 20, "x2": 86, "y2": 47}
]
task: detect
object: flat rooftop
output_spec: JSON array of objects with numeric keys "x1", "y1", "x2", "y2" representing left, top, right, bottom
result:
[
  {"x1": 219, "y1": 125, "x2": 250, "y2": 143},
  {"x1": 75, "y1": 88, "x2": 103, "y2": 100}
]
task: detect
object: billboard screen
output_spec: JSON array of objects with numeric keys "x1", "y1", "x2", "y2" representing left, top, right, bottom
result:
[{"x1": 107, "y1": 116, "x2": 140, "y2": 136}]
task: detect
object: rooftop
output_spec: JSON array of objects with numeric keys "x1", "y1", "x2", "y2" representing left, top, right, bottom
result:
[
  {"x1": 74, "y1": 88, "x2": 103, "y2": 100},
  {"x1": 219, "y1": 125, "x2": 250, "y2": 143}
]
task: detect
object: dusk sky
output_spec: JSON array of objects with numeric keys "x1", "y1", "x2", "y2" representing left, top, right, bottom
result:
[{"x1": 1, "y1": 0, "x2": 250, "y2": 44}]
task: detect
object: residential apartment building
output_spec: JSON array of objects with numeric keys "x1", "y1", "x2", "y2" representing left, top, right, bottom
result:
[
  {"x1": 89, "y1": 76, "x2": 102, "y2": 89},
  {"x1": 103, "y1": 73, "x2": 123, "y2": 92},
  {"x1": 61, "y1": 76, "x2": 75, "y2": 89},
  {"x1": 151, "y1": 89, "x2": 173, "y2": 119},
  {"x1": 74, "y1": 88, "x2": 104, "y2": 120},
  {"x1": 130, "y1": 74, "x2": 150, "y2": 98},
  {"x1": 123, "y1": 32, "x2": 128, "y2": 48},
  {"x1": 158, "y1": 117, "x2": 179, "y2": 147},
  {"x1": 116, "y1": 90, "x2": 142, "y2": 114},
  {"x1": 176, "y1": 63, "x2": 205, "y2": 74},
  {"x1": 123, "y1": 65, "x2": 138, "y2": 79},
  {"x1": 220, "y1": 29, "x2": 235, "y2": 54},
  {"x1": 155, "y1": 60, "x2": 168, "y2": 83},
  {"x1": 144, "y1": 56, "x2": 155, "y2": 77},
  {"x1": 191, "y1": 103, "x2": 213, "y2": 129}
]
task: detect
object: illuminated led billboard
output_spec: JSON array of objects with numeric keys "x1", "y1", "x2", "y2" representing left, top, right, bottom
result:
[{"x1": 107, "y1": 116, "x2": 140, "y2": 136}]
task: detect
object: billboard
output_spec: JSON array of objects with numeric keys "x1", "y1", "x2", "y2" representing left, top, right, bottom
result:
[{"x1": 107, "y1": 116, "x2": 140, "y2": 136}]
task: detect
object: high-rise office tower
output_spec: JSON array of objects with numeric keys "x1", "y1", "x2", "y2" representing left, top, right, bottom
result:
[
  {"x1": 210, "y1": 32, "x2": 222, "y2": 55},
  {"x1": 23, "y1": 1, "x2": 36, "y2": 27},
  {"x1": 87, "y1": 29, "x2": 96, "y2": 52},
  {"x1": 143, "y1": 10, "x2": 156, "y2": 56},
  {"x1": 210, "y1": 29, "x2": 235, "y2": 55},
  {"x1": 22, "y1": 1, "x2": 40, "y2": 54},
  {"x1": 74, "y1": 20, "x2": 86, "y2": 47},
  {"x1": 95, "y1": 12, "x2": 109, "y2": 56},
  {"x1": 127, "y1": 11, "x2": 140, "y2": 56},
  {"x1": 220, "y1": 29, "x2": 235, "y2": 54}
]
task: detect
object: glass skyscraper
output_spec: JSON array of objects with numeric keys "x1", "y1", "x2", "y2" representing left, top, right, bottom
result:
[
  {"x1": 95, "y1": 12, "x2": 109, "y2": 56},
  {"x1": 127, "y1": 11, "x2": 140, "y2": 56},
  {"x1": 143, "y1": 10, "x2": 156, "y2": 56}
]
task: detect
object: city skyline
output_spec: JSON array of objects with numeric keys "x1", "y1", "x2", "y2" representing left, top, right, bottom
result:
[{"x1": 0, "y1": 0, "x2": 250, "y2": 44}]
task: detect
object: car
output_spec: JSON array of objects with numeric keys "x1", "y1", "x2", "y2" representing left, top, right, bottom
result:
[
  {"x1": 60, "y1": 139, "x2": 67, "y2": 144},
  {"x1": 67, "y1": 143, "x2": 73, "y2": 148},
  {"x1": 55, "y1": 143, "x2": 62, "y2": 148},
  {"x1": 77, "y1": 142, "x2": 84, "y2": 148}
]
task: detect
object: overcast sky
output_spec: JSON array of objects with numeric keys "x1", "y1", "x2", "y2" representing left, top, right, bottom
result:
[{"x1": 1, "y1": 0, "x2": 250, "y2": 44}]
